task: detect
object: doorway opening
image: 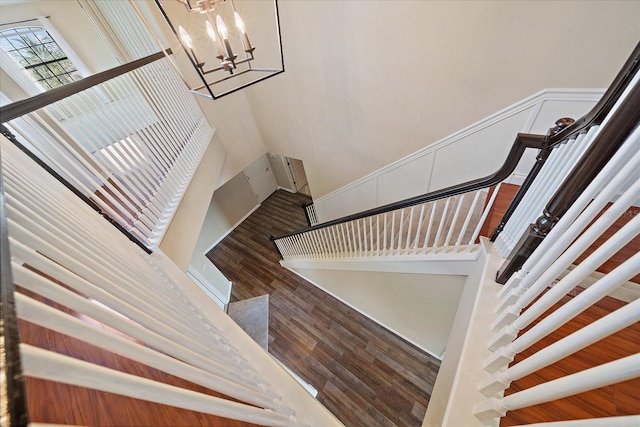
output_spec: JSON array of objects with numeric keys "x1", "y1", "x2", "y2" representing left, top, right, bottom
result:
[{"x1": 266, "y1": 153, "x2": 311, "y2": 197}]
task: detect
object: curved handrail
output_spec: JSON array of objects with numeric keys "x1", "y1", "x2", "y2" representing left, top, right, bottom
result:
[
  {"x1": 547, "y1": 41, "x2": 640, "y2": 147},
  {"x1": 271, "y1": 132, "x2": 545, "y2": 240},
  {"x1": 490, "y1": 40, "x2": 640, "y2": 241},
  {"x1": 271, "y1": 41, "x2": 640, "y2": 243}
]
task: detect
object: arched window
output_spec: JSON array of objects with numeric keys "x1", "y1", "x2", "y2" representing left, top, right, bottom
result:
[{"x1": 0, "y1": 26, "x2": 82, "y2": 90}]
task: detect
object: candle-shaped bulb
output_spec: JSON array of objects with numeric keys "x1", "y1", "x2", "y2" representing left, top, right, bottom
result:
[
  {"x1": 234, "y1": 12, "x2": 246, "y2": 34},
  {"x1": 207, "y1": 19, "x2": 225, "y2": 58},
  {"x1": 233, "y1": 11, "x2": 253, "y2": 52},
  {"x1": 216, "y1": 15, "x2": 228, "y2": 39},
  {"x1": 205, "y1": 20, "x2": 217, "y2": 41},
  {"x1": 178, "y1": 25, "x2": 202, "y2": 66},
  {"x1": 178, "y1": 26, "x2": 193, "y2": 49}
]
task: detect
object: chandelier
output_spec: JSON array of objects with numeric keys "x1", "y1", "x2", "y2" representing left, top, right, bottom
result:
[{"x1": 154, "y1": 0, "x2": 284, "y2": 100}]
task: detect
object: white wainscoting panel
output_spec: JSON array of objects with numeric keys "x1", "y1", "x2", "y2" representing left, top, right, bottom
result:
[
  {"x1": 377, "y1": 152, "x2": 435, "y2": 206},
  {"x1": 428, "y1": 109, "x2": 532, "y2": 192},
  {"x1": 341, "y1": 177, "x2": 378, "y2": 216},
  {"x1": 315, "y1": 193, "x2": 344, "y2": 223},
  {"x1": 527, "y1": 93, "x2": 606, "y2": 135},
  {"x1": 313, "y1": 89, "x2": 604, "y2": 223}
]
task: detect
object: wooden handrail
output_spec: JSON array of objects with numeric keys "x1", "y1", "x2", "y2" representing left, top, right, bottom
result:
[
  {"x1": 496, "y1": 76, "x2": 640, "y2": 283},
  {"x1": 271, "y1": 132, "x2": 546, "y2": 242},
  {"x1": 490, "y1": 42, "x2": 640, "y2": 242},
  {"x1": 271, "y1": 42, "x2": 640, "y2": 247},
  {"x1": 546, "y1": 41, "x2": 640, "y2": 148},
  {"x1": 0, "y1": 49, "x2": 171, "y2": 123}
]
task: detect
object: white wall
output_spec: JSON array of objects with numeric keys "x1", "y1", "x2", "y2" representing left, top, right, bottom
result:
[
  {"x1": 187, "y1": 169, "x2": 260, "y2": 306},
  {"x1": 242, "y1": 1, "x2": 639, "y2": 202},
  {"x1": 196, "y1": 93, "x2": 269, "y2": 189},
  {"x1": 289, "y1": 267, "x2": 466, "y2": 359},
  {"x1": 191, "y1": 171, "x2": 259, "y2": 255},
  {"x1": 131, "y1": 0, "x2": 270, "y2": 190}
]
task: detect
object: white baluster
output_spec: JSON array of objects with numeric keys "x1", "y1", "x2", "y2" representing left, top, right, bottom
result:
[
  {"x1": 405, "y1": 206, "x2": 415, "y2": 253},
  {"x1": 454, "y1": 190, "x2": 481, "y2": 252},
  {"x1": 431, "y1": 198, "x2": 451, "y2": 254},
  {"x1": 474, "y1": 354, "x2": 640, "y2": 420},
  {"x1": 413, "y1": 203, "x2": 427, "y2": 254}
]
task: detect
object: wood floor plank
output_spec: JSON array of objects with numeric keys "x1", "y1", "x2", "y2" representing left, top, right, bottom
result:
[
  {"x1": 207, "y1": 190, "x2": 440, "y2": 427},
  {"x1": 500, "y1": 293, "x2": 640, "y2": 426}
]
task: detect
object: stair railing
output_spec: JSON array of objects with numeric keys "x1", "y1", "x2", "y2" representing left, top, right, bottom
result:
[
  {"x1": 277, "y1": 187, "x2": 498, "y2": 260},
  {"x1": 269, "y1": 130, "x2": 570, "y2": 261},
  {"x1": 271, "y1": 42, "x2": 640, "y2": 265},
  {"x1": 0, "y1": 1, "x2": 213, "y2": 250},
  {"x1": 473, "y1": 80, "x2": 640, "y2": 424},
  {"x1": 301, "y1": 201, "x2": 320, "y2": 226},
  {"x1": 0, "y1": 134, "x2": 341, "y2": 426},
  {"x1": 491, "y1": 42, "x2": 640, "y2": 243},
  {"x1": 495, "y1": 41, "x2": 640, "y2": 283}
]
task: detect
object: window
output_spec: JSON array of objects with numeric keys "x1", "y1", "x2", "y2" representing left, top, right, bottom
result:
[{"x1": 0, "y1": 26, "x2": 82, "y2": 90}]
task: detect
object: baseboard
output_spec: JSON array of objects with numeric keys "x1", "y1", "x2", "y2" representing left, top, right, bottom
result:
[
  {"x1": 272, "y1": 356, "x2": 319, "y2": 398},
  {"x1": 278, "y1": 185, "x2": 297, "y2": 194},
  {"x1": 187, "y1": 268, "x2": 228, "y2": 310},
  {"x1": 202, "y1": 203, "x2": 261, "y2": 254}
]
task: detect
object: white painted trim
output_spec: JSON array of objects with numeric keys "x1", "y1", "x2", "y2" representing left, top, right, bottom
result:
[
  {"x1": 272, "y1": 356, "x2": 318, "y2": 398},
  {"x1": 424, "y1": 240, "x2": 501, "y2": 427},
  {"x1": 202, "y1": 203, "x2": 261, "y2": 254},
  {"x1": 36, "y1": 16, "x2": 91, "y2": 77},
  {"x1": 277, "y1": 186, "x2": 297, "y2": 194},
  {"x1": 282, "y1": 251, "x2": 480, "y2": 276},
  {"x1": 186, "y1": 268, "x2": 228, "y2": 310},
  {"x1": 283, "y1": 264, "x2": 446, "y2": 360},
  {"x1": 505, "y1": 172, "x2": 529, "y2": 186},
  {"x1": 0, "y1": 41, "x2": 41, "y2": 96},
  {"x1": 0, "y1": 16, "x2": 92, "y2": 97},
  {"x1": 522, "y1": 99, "x2": 545, "y2": 134},
  {"x1": 314, "y1": 88, "x2": 604, "y2": 207}
]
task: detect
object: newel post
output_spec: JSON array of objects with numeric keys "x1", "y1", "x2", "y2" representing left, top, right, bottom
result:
[
  {"x1": 496, "y1": 82, "x2": 640, "y2": 284},
  {"x1": 490, "y1": 118, "x2": 574, "y2": 241}
]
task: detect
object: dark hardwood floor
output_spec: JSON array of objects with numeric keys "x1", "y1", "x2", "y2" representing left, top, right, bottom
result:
[
  {"x1": 14, "y1": 184, "x2": 635, "y2": 426},
  {"x1": 207, "y1": 190, "x2": 440, "y2": 427},
  {"x1": 208, "y1": 188, "x2": 639, "y2": 426}
]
